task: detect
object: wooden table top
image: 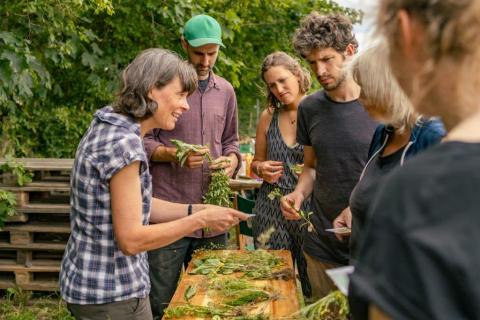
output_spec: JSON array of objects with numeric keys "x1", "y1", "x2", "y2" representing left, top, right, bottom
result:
[{"x1": 164, "y1": 250, "x2": 300, "y2": 319}]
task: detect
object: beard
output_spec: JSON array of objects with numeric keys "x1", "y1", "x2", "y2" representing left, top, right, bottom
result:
[
  {"x1": 195, "y1": 65, "x2": 211, "y2": 78},
  {"x1": 320, "y1": 70, "x2": 347, "y2": 91}
]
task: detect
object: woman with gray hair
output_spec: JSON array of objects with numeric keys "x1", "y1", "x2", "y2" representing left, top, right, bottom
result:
[
  {"x1": 59, "y1": 48, "x2": 247, "y2": 319},
  {"x1": 332, "y1": 42, "x2": 444, "y2": 261}
]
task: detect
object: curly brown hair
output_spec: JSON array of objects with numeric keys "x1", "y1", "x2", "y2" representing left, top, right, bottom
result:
[
  {"x1": 293, "y1": 12, "x2": 358, "y2": 57},
  {"x1": 261, "y1": 51, "x2": 311, "y2": 109}
]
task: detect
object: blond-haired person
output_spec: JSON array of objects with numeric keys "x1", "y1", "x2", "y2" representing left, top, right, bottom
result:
[
  {"x1": 332, "y1": 42, "x2": 444, "y2": 261},
  {"x1": 349, "y1": 0, "x2": 480, "y2": 319}
]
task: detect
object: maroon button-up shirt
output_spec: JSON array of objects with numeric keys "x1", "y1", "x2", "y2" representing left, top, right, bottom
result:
[{"x1": 143, "y1": 72, "x2": 241, "y2": 238}]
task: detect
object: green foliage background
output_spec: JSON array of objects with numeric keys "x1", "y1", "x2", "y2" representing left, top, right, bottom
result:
[{"x1": 0, "y1": 0, "x2": 360, "y2": 158}]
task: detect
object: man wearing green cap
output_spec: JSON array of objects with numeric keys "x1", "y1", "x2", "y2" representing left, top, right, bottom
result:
[{"x1": 143, "y1": 14, "x2": 241, "y2": 319}]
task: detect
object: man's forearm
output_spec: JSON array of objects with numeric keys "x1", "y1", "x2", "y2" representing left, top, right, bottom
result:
[
  {"x1": 295, "y1": 166, "x2": 315, "y2": 199},
  {"x1": 151, "y1": 145, "x2": 177, "y2": 162}
]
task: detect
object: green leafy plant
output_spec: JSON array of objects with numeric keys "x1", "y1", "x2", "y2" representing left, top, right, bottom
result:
[
  {"x1": 171, "y1": 139, "x2": 212, "y2": 167},
  {"x1": 203, "y1": 169, "x2": 233, "y2": 208},
  {"x1": 0, "y1": 190, "x2": 16, "y2": 229},
  {"x1": 189, "y1": 249, "x2": 290, "y2": 280},
  {"x1": 165, "y1": 251, "x2": 284, "y2": 320},
  {"x1": 289, "y1": 163, "x2": 303, "y2": 175},
  {"x1": 171, "y1": 139, "x2": 233, "y2": 208},
  {"x1": 184, "y1": 285, "x2": 197, "y2": 303},
  {"x1": 267, "y1": 187, "x2": 316, "y2": 233},
  {"x1": 299, "y1": 290, "x2": 349, "y2": 320},
  {"x1": 1, "y1": 157, "x2": 34, "y2": 186}
]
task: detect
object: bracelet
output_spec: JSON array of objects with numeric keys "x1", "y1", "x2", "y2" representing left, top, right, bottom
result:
[{"x1": 187, "y1": 204, "x2": 193, "y2": 216}]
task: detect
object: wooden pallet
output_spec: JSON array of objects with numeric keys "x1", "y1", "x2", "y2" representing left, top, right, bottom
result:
[
  {"x1": 0, "y1": 221, "x2": 70, "y2": 245},
  {"x1": 1, "y1": 182, "x2": 70, "y2": 222},
  {"x1": 0, "y1": 158, "x2": 73, "y2": 186},
  {"x1": 0, "y1": 261, "x2": 60, "y2": 291}
]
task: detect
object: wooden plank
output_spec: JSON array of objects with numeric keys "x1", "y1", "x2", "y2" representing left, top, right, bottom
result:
[
  {"x1": 17, "y1": 203, "x2": 70, "y2": 214},
  {"x1": 229, "y1": 178, "x2": 262, "y2": 191},
  {"x1": 4, "y1": 213, "x2": 28, "y2": 222},
  {"x1": 166, "y1": 250, "x2": 300, "y2": 319},
  {"x1": 2, "y1": 221, "x2": 70, "y2": 233},
  {"x1": 0, "y1": 158, "x2": 74, "y2": 171},
  {"x1": 0, "y1": 279, "x2": 59, "y2": 291},
  {"x1": 0, "y1": 242, "x2": 66, "y2": 250},
  {"x1": 0, "y1": 262, "x2": 61, "y2": 272},
  {"x1": 10, "y1": 231, "x2": 32, "y2": 245},
  {"x1": 0, "y1": 181, "x2": 70, "y2": 192}
]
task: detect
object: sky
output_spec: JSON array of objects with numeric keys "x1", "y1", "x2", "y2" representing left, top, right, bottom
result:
[{"x1": 332, "y1": 0, "x2": 380, "y2": 51}]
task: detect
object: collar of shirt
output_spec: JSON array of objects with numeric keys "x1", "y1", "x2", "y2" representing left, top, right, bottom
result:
[
  {"x1": 95, "y1": 106, "x2": 141, "y2": 136},
  {"x1": 206, "y1": 71, "x2": 221, "y2": 90}
]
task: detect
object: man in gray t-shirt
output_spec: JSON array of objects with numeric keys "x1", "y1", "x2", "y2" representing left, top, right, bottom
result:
[{"x1": 280, "y1": 12, "x2": 377, "y2": 299}]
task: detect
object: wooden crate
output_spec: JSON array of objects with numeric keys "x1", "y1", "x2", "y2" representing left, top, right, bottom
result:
[{"x1": 165, "y1": 250, "x2": 300, "y2": 319}]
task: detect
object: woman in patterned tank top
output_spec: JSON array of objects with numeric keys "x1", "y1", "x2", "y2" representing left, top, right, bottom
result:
[{"x1": 250, "y1": 51, "x2": 313, "y2": 298}]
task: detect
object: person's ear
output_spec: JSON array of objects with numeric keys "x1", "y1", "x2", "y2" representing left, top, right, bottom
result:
[
  {"x1": 345, "y1": 43, "x2": 356, "y2": 57},
  {"x1": 181, "y1": 38, "x2": 188, "y2": 52},
  {"x1": 397, "y1": 9, "x2": 416, "y2": 59},
  {"x1": 147, "y1": 89, "x2": 154, "y2": 101}
]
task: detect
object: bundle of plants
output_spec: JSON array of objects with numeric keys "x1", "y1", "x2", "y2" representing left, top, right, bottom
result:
[
  {"x1": 298, "y1": 290, "x2": 349, "y2": 320},
  {"x1": 170, "y1": 139, "x2": 233, "y2": 208},
  {"x1": 171, "y1": 139, "x2": 212, "y2": 166},
  {"x1": 209, "y1": 278, "x2": 273, "y2": 307},
  {"x1": 268, "y1": 187, "x2": 316, "y2": 232},
  {"x1": 189, "y1": 250, "x2": 291, "y2": 280}
]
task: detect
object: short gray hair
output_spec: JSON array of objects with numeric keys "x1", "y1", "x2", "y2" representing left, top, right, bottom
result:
[
  {"x1": 351, "y1": 42, "x2": 417, "y2": 131},
  {"x1": 113, "y1": 48, "x2": 197, "y2": 119}
]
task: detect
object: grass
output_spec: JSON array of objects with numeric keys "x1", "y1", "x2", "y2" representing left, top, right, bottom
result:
[{"x1": 0, "y1": 288, "x2": 73, "y2": 320}]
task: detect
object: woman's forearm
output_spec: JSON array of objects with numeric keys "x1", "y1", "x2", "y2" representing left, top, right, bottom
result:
[{"x1": 120, "y1": 215, "x2": 206, "y2": 255}]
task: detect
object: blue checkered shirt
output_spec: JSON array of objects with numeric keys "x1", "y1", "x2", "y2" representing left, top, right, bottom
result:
[{"x1": 60, "y1": 106, "x2": 152, "y2": 304}]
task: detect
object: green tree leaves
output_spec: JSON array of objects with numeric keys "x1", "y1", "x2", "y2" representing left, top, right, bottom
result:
[{"x1": 0, "y1": 0, "x2": 359, "y2": 157}]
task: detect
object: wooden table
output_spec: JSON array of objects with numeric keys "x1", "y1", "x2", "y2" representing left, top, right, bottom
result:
[{"x1": 164, "y1": 250, "x2": 300, "y2": 319}]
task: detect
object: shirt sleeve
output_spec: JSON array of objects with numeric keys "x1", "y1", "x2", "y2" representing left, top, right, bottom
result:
[
  {"x1": 98, "y1": 134, "x2": 146, "y2": 181},
  {"x1": 221, "y1": 87, "x2": 241, "y2": 176},
  {"x1": 143, "y1": 128, "x2": 164, "y2": 161},
  {"x1": 296, "y1": 102, "x2": 311, "y2": 146}
]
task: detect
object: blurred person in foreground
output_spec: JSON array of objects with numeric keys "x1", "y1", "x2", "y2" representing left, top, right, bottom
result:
[{"x1": 350, "y1": 0, "x2": 480, "y2": 319}]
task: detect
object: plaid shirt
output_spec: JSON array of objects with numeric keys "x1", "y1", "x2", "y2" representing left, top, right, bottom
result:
[{"x1": 60, "y1": 106, "x2": 152, "y2": 304}]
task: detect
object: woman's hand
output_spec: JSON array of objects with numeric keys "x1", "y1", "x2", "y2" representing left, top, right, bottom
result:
[
  {"x1": 194, "y1": 206, "x2": 248, "y2": 232},
  {"x1": 257, "y1": 160, "x2": 284, "y2": 183}
]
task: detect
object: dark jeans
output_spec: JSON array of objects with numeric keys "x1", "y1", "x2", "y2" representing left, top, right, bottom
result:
[
  {"x1": 67, "y1": 297, "x2": 152, "y2": 320},
  {"x1": 148, "y1": 234, "x2": 227, "y2": 319}
]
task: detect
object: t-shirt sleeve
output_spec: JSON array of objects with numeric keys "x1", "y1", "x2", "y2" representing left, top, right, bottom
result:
[
  {"x1": 97, "y1": 134, "x2": 146, "y2": 181},
  {"x1": 296, "y1": 103, "x2": 311, "y2": 146}
]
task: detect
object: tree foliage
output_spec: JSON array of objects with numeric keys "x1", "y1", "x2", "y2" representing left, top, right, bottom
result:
[{"x1": 0, "y1": 0, "x2": 360, "y2": 157}]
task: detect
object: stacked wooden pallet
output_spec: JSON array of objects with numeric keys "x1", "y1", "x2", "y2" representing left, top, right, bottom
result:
[{"x1": 0, "y1": 158, "x2": 73, "y2": 291}]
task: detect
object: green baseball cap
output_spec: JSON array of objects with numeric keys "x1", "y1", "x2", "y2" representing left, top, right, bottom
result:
[{"x1": 183, "y1": 14, "x2": 225, "y2": 48}]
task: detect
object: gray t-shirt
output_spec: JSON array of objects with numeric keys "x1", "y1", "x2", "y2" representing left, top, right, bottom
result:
[{"x1": 297, "y1": 90, "x2": 377, "y2": 265}]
